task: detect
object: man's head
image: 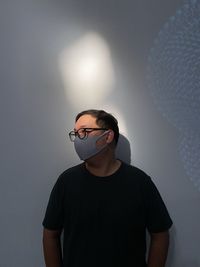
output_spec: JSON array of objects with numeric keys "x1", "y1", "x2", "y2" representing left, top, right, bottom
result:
[
  {"x1": 69, "y1": 109, "x2": 119, "y2": 161},
  {"x1": 75, "y1": 109, "x2": 119, "y2": 145}
]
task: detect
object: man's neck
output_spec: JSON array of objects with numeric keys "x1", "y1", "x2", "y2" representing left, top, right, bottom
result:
[{"x1": 85, "y1": 151, "x2": 121, "y2": 177}]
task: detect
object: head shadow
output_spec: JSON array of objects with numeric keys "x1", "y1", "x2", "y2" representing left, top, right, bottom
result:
[{"x1": 115, "y1": 133, "x2": 131, "y2": 165}]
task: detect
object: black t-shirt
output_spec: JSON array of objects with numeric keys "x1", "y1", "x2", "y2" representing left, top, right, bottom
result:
[{"x1": 43, "y1": 161, "x2": 172, "y2": 267}]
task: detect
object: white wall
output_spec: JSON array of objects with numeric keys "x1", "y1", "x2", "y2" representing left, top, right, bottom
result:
[{"x1": 0, "y1": 0, "x2": 200, "y2": 266}]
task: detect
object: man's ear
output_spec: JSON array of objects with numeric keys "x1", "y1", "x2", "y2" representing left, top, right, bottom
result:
[{"x1": 106, "y1": 130, "x2": 115, "y2": 144}]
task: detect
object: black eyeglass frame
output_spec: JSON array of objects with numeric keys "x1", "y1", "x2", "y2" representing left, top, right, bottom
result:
[{"x1": 69, "y1": 128, "x2": 108, "y2": 142}]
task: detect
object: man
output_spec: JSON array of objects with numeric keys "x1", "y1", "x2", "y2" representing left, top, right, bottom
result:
[{"x1": 43, "y1": 109, "x2": 173, "y2": 267}]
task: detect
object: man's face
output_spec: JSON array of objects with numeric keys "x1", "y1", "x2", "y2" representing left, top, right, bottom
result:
[{"x1": 74, "y1": 114, "x2": 108, "y2": 148}]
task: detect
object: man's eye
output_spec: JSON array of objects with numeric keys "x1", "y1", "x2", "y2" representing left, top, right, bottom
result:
[
  {"x1": 85, "y1": 129, "x2": 93, "y2": 133},
  {"x1": 78, "y1": 129, "x2": 85, "y2": 134},
  {"x1": 77, "y1": 129, "x2": 87, "y2": 137}
]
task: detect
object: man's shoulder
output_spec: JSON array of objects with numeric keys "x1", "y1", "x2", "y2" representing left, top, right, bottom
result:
[
  {"x1": 61, "y1": 163, "x2": 83, "y2": 175},
  {"x1": 57, "y1": 163, "x2": 84, "y2": 183},
  {"x1": 122, "y1": 161, "x2": 150, "y2": 179},
  {"x1": 120, "y1": 162, "x2": 155, "y2": 189}
]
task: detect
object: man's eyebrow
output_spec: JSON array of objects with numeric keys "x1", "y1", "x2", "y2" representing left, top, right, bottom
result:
[{"x1": 74, "y1": 126, "x2": 88, "y2": 131}]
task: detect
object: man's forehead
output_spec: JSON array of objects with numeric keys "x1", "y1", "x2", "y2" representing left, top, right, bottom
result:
[{"x1": 74, "y1": 114, "x2": 97, "y2": 129}]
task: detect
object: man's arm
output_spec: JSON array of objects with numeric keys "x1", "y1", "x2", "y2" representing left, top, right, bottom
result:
[
  {"x1": 43, "y1": 228, "x2": 63, "y2": 267},
  {"x1": 147, "y1": 231, "x2": 170, "y2": 267}
]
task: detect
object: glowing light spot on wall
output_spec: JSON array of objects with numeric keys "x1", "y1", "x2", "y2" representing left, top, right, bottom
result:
[{"x1": 58, "y1": 32, "x2": 115, "y2": 108}]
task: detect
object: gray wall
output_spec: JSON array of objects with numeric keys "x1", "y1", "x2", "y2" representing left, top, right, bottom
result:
[{"x1": 1, "y1": 0, "x2": 200, "y2": 266}]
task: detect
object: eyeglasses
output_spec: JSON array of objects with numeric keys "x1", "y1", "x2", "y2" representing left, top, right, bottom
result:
[{"x1": 69, "y1": 128, "x2": 108, "y2": 142}]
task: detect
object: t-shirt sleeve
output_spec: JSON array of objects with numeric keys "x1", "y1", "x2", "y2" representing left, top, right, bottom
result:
[
  {"x1": 142, "y1": 175, "x2": 173, "y2": 233},
  {"x1": 42, "y1": 175, "x2": 65, "y2": 230}
]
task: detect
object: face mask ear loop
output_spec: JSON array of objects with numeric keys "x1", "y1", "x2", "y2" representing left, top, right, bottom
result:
[{"x1": 95, "y1": 130, "x2": 111, "y2": 146}]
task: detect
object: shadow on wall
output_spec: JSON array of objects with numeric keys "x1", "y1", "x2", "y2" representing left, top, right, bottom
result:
[{"x1": 115, "y1": 134, "x2": 131, "y2": 164}]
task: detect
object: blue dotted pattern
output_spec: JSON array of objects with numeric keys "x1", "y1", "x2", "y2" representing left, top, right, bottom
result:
[{"x1": 147, "y1": 0, "x2": 200, "y2": 191}]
